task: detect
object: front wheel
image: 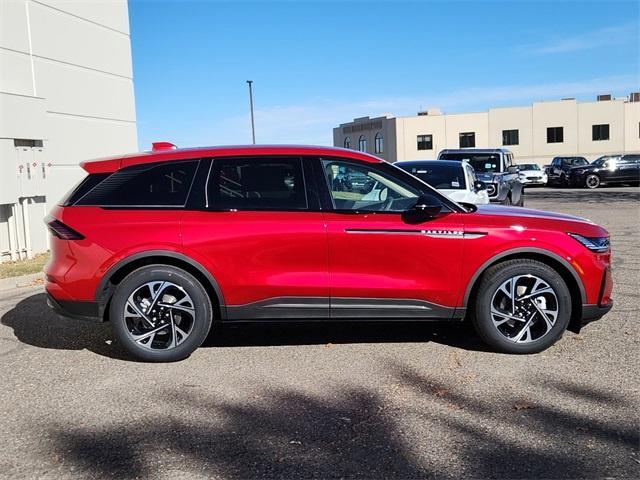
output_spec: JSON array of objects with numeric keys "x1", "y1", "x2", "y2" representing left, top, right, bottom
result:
[
  {"x1": 110, "y1": 265, "x2": 213, "y2": 362},
  {"x1": 472, "y1": 259, "x2": 571, "y2": 354},
  {"x1": 585, "y1": 174, "x2": 601, "y2": 189}
]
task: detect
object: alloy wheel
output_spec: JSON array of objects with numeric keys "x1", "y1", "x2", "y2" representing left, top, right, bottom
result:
[
  {"x1": 490, "y1": 274, "x2": 559, "y2": 343},
  {"x1": 123, "y1": 281, "x2": 195, "y2": 350},
  {"x1": 585, "y1": 174, "x2": 600, "y2": 189}
]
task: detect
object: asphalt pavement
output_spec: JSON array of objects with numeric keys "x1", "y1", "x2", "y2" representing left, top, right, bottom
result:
[{"x1": 1, "y1": 187, "x2": 638, "y2": 479}]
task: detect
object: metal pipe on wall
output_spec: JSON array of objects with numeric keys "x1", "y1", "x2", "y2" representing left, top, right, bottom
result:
[
  {"x1": 7, "y1": 204, "x2": 18, "y2": 261},
  {"x1": 22, "y1": 197, "x2": 33, "y2": 259}
]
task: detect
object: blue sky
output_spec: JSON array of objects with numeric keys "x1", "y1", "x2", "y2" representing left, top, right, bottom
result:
[{"x1": 128, "y1": 0, "x2": 639, "y2": 149}]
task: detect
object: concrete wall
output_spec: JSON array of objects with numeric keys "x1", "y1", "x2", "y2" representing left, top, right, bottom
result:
[
  {"x1": 334, "y1": 97, "x2": 640, "y2": 167},
  {"x1": 0, "y1": 0, "x2": 137, "y2": 262}
]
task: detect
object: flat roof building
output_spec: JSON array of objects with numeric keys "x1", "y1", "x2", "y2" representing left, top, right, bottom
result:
[
  {"x1": 0, "y1": 0, "x2": 137, "y2": 262},
  {"x1": 333, "y1": 95, "x2": 640, "y2": 165}
]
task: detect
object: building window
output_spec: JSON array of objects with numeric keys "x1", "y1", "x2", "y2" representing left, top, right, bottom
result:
[
  {"x1": 344, "y1": 137, "x2": 351, "y2": 149},
  {"x1": 374, "y1": 132, "x2": 384, "y2": 154},
  {"x1": 547, "y1": 127, "x2": 564, "y2": 143},
  {"x1": 502, "y1": 129, "x2": 519, "y2": 146},
  {"x1": 358, "y1": 135, "x2": 367, "y2": 152},
  {"x1": 417, "y1": 134, "x2": 433, "y2": 150},
  {"x1": 14, "y1": 139, "x2": 43, "y2": 148},
  {"x1": 459, "y1": 132, "x2": 475, "y2": 148},
  {"x1": 592, "y1": 124, "x2": 610, "y2": 141}
]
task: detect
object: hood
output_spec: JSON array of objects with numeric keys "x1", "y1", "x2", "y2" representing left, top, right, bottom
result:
[
  {"x1": 473, "y1": 204, "x2": 594, "y2": 224},
  {"x1": 519, "y1": 169, "x2": 545, "y2": 175}
]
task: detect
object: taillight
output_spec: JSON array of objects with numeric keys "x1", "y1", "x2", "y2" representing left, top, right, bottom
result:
[{"x1": 45, "y1": 216, "x2": 85, "y2": 240}]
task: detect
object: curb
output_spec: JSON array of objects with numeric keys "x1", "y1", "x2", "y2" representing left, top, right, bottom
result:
[{"x1": 0, "y1": 272, "x2": 44, "y2": 292}]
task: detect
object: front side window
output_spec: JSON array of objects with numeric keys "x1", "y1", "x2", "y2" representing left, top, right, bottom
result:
[
  {"x1": 547, "y1": 127, "x2": 564, "y2": 143},
  {"x1": 417, "y1": 134, "x2": 433, "y2": 150},
  {"x1": 208, "y1": 157, "x2": 307, "y2": 210},
  {"x1": 374, "y1": 132, "x2": 384, "y2": 154},
  {"x1": 322, "y1": 159, "x2": 422, "y2": 212},
  {"x1": 358, "y1": 135, "x2": 367, "y2": 152},
  {"x1": 77, "y1": 160, "x2": 199, "y2": 207},
  {"x1": 344, "y1": 137, "x2": 351, "y2": 149},
  {"x1": 502, "y1": 129, "x2": 519, "y2": 146},
  {"x1": 592, "y1": 124, "x2": 610, "y2": 141},
  {"x1": 459, "y1": 132, "x2": 475, "y2": 148}
]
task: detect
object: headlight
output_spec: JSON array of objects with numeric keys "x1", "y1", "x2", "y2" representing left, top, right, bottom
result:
[{"x1": 568, "y1": 233, "x2": 610, "y2": 253}]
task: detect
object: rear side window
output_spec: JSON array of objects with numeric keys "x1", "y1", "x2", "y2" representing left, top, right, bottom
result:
[
  {"x1": 77, "y1": 160, "x2": 199, "y2": 207},
  {"x1": 60, "y1": 173, "x2": 111, "y2": 206},
  {"x1": 208, "y1": 157, "x2": 307, "y2": 210}
]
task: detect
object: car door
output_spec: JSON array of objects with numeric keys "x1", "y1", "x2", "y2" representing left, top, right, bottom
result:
[
  {"x1": 316, "y1": 157, "x2": 465, "y2": 319},
  {"x1": 614, "y1": 157, "x2": 639, "y2": 183},
  {"x1": 181, "y1": 156, "x2": 329, "y2": 320}
]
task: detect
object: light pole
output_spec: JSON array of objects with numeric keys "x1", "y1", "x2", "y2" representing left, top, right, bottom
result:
[{"x1": 246, "y1": 80, "x2": 256, "y2": 144}]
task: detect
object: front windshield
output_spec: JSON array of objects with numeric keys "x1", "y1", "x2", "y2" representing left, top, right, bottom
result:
[
  {"x1": 518, "y1": 164, "x2": 539, "y2": 171},
  {"x1": 399, "y1": 164, "x2": 465, "y2": 190},
  {"x1": 439, "y1": 153, "x2": 501, "y2": 173},
  {"x1": 560, "y1": 157, "x2": 589, "y2": 167},
  {"x1": 591, "y1": 156, "x2": 617, "y2": 168}
]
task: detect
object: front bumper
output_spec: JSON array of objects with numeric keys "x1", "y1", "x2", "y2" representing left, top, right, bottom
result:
[{"x1": 46, "y1": 291, "x2": 103, "y2": 322}]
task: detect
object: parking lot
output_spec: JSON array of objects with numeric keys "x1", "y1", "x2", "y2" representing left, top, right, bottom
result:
[{"x1": 0, "y1": 187, "x2": 638, "y2": 479}]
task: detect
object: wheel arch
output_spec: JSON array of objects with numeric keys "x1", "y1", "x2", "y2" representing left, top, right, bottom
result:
[
  {"x1": 463, "y1": 248, "x2": 586, "y2": 330},
  {"x1": 95, "y1": 250, "x2": 226, "y2": 321}
]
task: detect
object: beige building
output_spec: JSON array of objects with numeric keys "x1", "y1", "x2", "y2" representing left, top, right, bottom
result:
[
  {"x1": 333, "y1": 94, "x2": 640, "y2": 165},
  {"x1": 0, "y1": 0, "x2": 137, "y2": 262}
]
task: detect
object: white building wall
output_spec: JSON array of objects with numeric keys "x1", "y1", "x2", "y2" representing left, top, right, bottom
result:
[
  {"x1": 0, "y1": 0, "x2": 137, "y2": 262},
  {"x1": 334, "y1": 97, "x2": 640, "y2": 167}
]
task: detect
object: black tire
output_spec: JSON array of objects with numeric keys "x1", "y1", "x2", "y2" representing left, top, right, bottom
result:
[
  {"x1": 110, "y1": 265, "x2": 213, "y2": 362},
  {"x1": 516, "y1": 190, "x2": 525, "y2": 207},
  {"x1": 560, "y1": 174, "x2": 568, "y2": 187},
  {"x1": 472, "y1": 259, "x2": 572, "y2": 354},
  {"x1": 585, "y1": 174, "x2": 601, "y2": 189}
]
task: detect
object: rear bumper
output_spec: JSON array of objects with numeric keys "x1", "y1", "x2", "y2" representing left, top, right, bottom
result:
[
  {"x1": 46, "y1": 291, "x2": 103, "y2": 322},
  {"x1": 581, "y1": 302, "x2": 613, "y2": 323}
]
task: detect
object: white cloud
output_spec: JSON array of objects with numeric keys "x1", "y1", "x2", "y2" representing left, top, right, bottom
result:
[
  {"x1": 518, "y1": 22, "x2": 638, "y2": 55},
  {"x1": 139, "y1": 74, "x2": 639, "y2": 148}
]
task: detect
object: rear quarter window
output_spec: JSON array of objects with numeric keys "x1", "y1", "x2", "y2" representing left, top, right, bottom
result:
[{"x1": 76, "y1": 160, "x2": 199, "y2": 207}]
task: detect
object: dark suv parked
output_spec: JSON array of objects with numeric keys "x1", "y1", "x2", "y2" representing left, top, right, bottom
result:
[
  {"x1": 568, "y1": 154, "x2": 640, "y2": 189},
  {"x1": 545, "y1": 156, "x2": 589, "y2": 186}
]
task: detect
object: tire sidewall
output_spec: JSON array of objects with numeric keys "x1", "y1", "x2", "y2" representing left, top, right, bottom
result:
[
  {"x1": 110, "y1": 265, "x2": 213, "y2": 362},
  {"x1": 473, "y1": 262, "x2": 571, "y2": 354}
]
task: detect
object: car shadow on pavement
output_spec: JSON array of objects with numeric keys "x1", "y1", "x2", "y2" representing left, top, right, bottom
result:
[
  {"x1": 39, "y1": 360, "x2": 638, "y2": 479},
  {"x1": 0, "y1": 292, "x2": 131, "y2": 360},
  {"x1": 1, "y1": 293, "x2": 491, "y2": 360}
]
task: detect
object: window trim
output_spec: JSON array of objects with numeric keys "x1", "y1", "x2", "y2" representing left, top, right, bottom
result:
[
  {"x1": 358, "y1": 135, "x2": 367, "y2": 152},
  {"x1": 202, "y1": 156, "x2": 317, "y2": 212},
  {"x1": 344, "y1": 137, "x2": 351, "y2": 149}
]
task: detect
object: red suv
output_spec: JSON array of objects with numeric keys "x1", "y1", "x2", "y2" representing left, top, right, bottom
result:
[{"x1": 45, "y1": 144, "x2": 612, "y2": 361}]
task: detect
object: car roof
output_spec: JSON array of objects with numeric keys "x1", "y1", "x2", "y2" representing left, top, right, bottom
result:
[
  {"x1": 80, "y1": 144, "x2": 384, "y2": 173},
  {"x1": 439, "y1": 148, "x2": 511, "y2": 154},
  {"x1": 396, "y1": 160, "x2": 462, "y2": 168}
]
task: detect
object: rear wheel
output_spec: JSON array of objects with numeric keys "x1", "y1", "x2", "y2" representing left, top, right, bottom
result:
[
  {"x1": 585, "y1": 174, "x2": 601, "y2": 189},
  {"x1": 472, "y1": 259, "x2": 571, "y2": 354},
  {"x1": 110, "y1": 265, "x2": 213, "y2": 362}
]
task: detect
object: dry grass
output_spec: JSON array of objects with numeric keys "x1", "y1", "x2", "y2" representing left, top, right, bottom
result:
[{"x1": 0, "y1": 253, "x2": 49, "y2": 279}]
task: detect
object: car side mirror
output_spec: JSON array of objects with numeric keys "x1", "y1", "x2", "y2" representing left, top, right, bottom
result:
[
  {"x1": 507, "y1": 166, "x2": 518, "y2": 174},
  {"x1": 474, "y1": 180, "x2": 487, "y2": 191},
  {"x1": 410, "y1": 195, "x2": 442, "y2": 216}
]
